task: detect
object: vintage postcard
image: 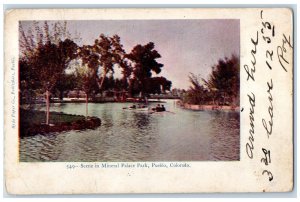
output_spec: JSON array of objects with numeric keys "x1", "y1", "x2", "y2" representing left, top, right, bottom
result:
[{"x1": 4, "y1": 8, "x2": 293, "y2": 194}]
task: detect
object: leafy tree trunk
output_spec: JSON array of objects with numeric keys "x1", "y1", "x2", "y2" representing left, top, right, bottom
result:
[
  {"x1": 46, "y1": 90, "x2": 50, "y2": 125},
  {"x1": 85, "y1": 92, "x2": 88, "y2": 119}
]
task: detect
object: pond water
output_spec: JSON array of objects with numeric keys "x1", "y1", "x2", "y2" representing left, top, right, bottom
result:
[{"x1": 20, "y1": 100, "x2": 240, "y2": 162}]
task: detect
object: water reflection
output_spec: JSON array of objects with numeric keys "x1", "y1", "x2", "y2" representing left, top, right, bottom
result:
[{"x1": 20, "y1": 100, "x2": 240, "y2": 162}]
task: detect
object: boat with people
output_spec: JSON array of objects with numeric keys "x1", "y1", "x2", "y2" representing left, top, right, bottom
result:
[
  {"x1": 122, "y1": 104, "x2": 149, "y2": 111},
  {"x1": 122, "y1": 103, "x2": 167, "y2": 113},
  {"x1": 151, "y1": 104, "x2": 166, "y2": 112}
]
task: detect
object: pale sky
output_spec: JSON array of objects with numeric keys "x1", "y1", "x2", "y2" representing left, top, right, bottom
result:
[{"x1": 21, "y1": 20, "x2": 240, "y2": 90}]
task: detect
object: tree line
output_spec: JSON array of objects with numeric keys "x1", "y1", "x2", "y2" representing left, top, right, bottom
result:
[{"x1": 19, "y1": 21, "x2": 172, "y2": 123}]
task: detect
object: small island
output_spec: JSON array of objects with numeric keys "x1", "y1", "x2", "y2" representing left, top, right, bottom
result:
[{"x1": 20, "y1": 109, "x2": 101, "y2": 137}]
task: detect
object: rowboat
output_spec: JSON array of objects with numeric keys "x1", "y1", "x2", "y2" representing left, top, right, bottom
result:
[
  {"x1": 134, "y1": 107, "x2": 149, "y2": 111},
  {"x1": 122, "y1": 107, "x2": 149, "y2": 111}
]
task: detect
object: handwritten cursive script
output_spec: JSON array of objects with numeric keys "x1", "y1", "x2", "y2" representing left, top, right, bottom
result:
[
  {"x1": 262, "y1": 79, "x2": 274, "y2": 138},
  {"x1": 277, "y1": 34, "x2": 293, "y2": 72},
  {"x1": 244, "y1": 31, "x2": 259, "y2": 81},
  {"x1": 246, "y1": 92, "x2": 256, "y2": 159}
]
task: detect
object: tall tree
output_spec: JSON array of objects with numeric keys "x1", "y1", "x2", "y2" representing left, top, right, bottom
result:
[
  {"x1": 79, "y1": 34, "x2": 127, "y2": 92},
  {"x1": 126, "y1": 42, "x2": 164, "y2": 97},
  {"x1": 183, "y1": 73, "x2": 209, "y2": 105},
  {"x1": 203, "y1": 55, "x2": 239, "y2": 105},
  {"x1": 19, "y1": 21, "x2": 78, "y2": 124},
  {"x1": 31, "y1": 40, "x2": 78, "y2": 124},
  {"x1": 76, "y1": 65, "x2": 99, "y2": 118}
]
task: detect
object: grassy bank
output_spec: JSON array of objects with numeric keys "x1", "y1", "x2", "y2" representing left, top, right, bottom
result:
[
  {"x1": 21, "y1": 109, "x2": 85, "y2": 125},
  {"x1": 20, "y1": 109, "x2": 101, "y2": 137}
]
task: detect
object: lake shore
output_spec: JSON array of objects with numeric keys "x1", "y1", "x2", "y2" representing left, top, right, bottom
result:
[
  {"x1": 178, "y1": 102, "x2": 240, "y2": 112},
  {"x1": 28, "y1": 98, "x2": 168, "y2": 104},
  {"x1": 20, "y1": 109, "x2": 101, "y2": 137}
]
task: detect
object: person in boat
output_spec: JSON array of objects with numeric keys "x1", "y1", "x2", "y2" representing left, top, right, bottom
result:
[
  {"x1": 129, "y1": 104, "x2": 136, "y2": 109},
  {"x1": 154, "y1": 104, "x2": 161, "y2": 111},
  {"x1": 153, "y1": 104, "x2": 166, "y2": 112}
]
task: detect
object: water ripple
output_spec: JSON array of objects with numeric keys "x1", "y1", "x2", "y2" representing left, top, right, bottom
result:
[{"x1": 20, "y1": 101, "x2": 240, "y2": 162}]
